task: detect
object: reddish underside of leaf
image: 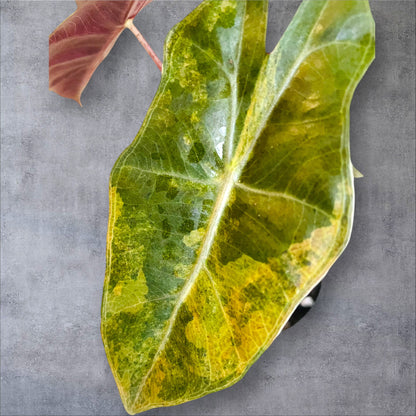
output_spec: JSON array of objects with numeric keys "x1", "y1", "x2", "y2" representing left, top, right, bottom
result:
[{"x1": 49, "y1": 0, "x2": 152, "y2": 105}]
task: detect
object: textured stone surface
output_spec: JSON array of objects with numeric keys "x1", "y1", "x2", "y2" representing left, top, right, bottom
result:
[{"x1": 1, "y1": 1, "x2": 415, "y2": 415}]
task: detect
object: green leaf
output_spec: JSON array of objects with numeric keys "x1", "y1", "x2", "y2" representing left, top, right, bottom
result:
[{"x1": 101, "y1": 0, "x2": 375, "y2": 414}]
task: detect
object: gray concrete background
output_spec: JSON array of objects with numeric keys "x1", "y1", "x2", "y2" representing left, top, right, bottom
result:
[{"x1": 1, "y1": 1, "x2": 415, "y2": 415}]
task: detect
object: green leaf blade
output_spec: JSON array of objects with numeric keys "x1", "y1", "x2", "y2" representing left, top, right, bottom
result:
[{"x1": 101, "y1": 1, "x2": 375, "y2": 413}]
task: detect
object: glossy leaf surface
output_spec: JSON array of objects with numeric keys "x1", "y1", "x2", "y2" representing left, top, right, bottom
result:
[
  {"x1": 49, "y1": 0, "x2": 152, "y2": 104},
  {"x1": 101, "y1": 1, "x2": 375, "y2": 414}
]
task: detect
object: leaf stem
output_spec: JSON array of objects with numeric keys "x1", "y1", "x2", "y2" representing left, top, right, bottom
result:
[{"x1": 126, "y1": 20, "x2": 162, "y2": 72}]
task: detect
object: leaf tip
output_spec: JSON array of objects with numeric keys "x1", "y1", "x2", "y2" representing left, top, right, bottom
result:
[{"x1": 353, "y1": 165, "x2": 364, "y2": 178}]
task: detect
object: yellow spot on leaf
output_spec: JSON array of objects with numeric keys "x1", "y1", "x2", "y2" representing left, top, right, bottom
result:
[
  {"x1": 174, "y1": 263, "x2": 192, "y2": 279},
  {"x1": 191, "y1": 112, "x2": 200, "y2": 123},
  {"x1": 110, "y1": 186, "x2": 123, "y2": 223},
  {"x1": 183, "y1": 135, "x2": 192, "y2": 146},
  {"x1": 183, "y1": 227, "x2": 205, "y2": 248},
  {"x1": 113, "y1": 284, "x2": 122, "y2": 296},
  {"x1": 107, "y1": 269, "x2": 149, "y2": 317}
]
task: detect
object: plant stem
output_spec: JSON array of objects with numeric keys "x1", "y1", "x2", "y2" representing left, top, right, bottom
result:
[{"x1": 126, "y1": 20, "x2": 162, "y2": 72}]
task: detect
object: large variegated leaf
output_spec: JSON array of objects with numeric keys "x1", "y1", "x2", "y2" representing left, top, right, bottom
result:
[{"x1": 101, "y1": 0, "x2": 375, "y2": 414}]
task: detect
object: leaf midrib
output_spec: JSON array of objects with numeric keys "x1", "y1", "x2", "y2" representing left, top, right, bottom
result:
[{"x1": 133, "y1": 166, "x2": 237, "y2": 404}]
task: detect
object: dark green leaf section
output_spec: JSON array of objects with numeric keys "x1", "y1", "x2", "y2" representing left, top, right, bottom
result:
[{"x1": 101, "y1": 1, "x2": 375, "y2": 414}]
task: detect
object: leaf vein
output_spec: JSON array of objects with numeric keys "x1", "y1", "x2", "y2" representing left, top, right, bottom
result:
[{"x1": 235, "y1": 182, "x2": 332, "y2": 218}]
